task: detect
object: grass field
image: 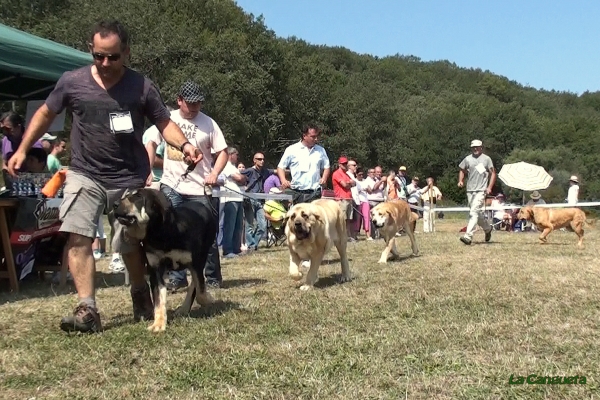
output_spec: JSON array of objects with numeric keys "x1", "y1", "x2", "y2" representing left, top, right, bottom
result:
[{"x1": 0, "y1": 220, "x2": 598, "y2": 399}]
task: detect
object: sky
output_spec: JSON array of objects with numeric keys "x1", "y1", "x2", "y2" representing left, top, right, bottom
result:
[{"x1": 235, "y1": 0, "x2": 600, "y2": 94}]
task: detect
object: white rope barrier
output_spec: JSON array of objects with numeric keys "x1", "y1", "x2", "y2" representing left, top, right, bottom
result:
[
  {"x1": 212, "y1": 190, "x2": 293, "y2": 201},
  {"x1": 427, "y1": 201, "x2": 600, "y2": 213},
  {"x1": 322, "y1": 196, "x2": 600, "y2": 213}
]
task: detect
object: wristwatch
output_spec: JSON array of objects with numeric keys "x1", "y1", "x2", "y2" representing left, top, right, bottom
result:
[{"x1": 179, "y1": 141, "x2": 192, "y2": 152}]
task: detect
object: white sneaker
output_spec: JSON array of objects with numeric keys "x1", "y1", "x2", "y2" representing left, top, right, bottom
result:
[
  {"x1": 93, "y1": 249, "x2": 104, "y2": 260},
  {"x1": 109, "y1": 255, "x2": 126, "y2": 273}
]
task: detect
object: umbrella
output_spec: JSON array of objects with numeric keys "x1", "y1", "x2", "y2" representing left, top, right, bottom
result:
[{"x1": 498, "y1": 161, "x2": 553, "y2": 191}]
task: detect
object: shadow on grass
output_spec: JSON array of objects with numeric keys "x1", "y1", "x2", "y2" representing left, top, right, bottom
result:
[
  {"x1": 101, "y1": 300, "x2": 243, "y2": 331},
  {"x1": 313, "y1": 274, "x2": 353, "y2": 289},
  {"x1": 0, "y1": 271, "x2": 128, "y2": 306},
  {"x1": 221, "y1": 278, "x2": 267, "y2": 289}
]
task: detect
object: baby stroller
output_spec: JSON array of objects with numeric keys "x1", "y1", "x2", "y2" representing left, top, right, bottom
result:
[{"x1": 264, "y1": 197, "x2": 289, "y2": 248}]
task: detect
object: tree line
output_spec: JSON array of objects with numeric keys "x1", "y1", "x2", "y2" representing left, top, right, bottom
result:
[{"x1": 1, "y1": 0, "x2": 599, "y2": 205}]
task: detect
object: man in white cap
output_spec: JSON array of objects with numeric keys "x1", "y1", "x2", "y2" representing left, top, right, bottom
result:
[
  {"x1": 457, "y1": 139, "x2": 496, "y2": 245},
  {"x1": 40, "y1": 132, "x2": 58, "y2": 153},
  {"x1": 567, "y1": 176, "x2": 579, "y2": 205}
]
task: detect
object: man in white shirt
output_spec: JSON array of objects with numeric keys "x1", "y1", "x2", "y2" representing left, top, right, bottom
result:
[
  {"x1": 420, "y1": 177, "x2": 443, "y2": 233},
  {"x1": 221, "y1": 147, "x2": 247, "y2": 258},
  {"x1": 567, "y1": 175, "x2": 579, "y2": 205},
  {"x1": 406, "y1": 176, "x2": 422, "y2": 214},
  {"x1": 277, "y1": 123, "x2": 330, "y2": 204},
  {"x1": 458, "y1": 139, "x2": 496, "y2": 245},
  {"x1": 146, "y1": 81, "x2": 228, "y2": 289}
]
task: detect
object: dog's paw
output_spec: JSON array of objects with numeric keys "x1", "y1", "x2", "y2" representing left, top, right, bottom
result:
[
  {"x1": 301, "y1": 260, "x2": 311, "y2": 268},
  {"x1": 196, "y1": 291, "x2": 214, "y2": 305},
  {"x1": 147, "y1": 320, "x2": 166, "y2": 333},
  {"x1": 173, "y1": 307, "x2": 188, "y2": 318},
  {"x1": 378, "y1": 259, "x2": 388, "y2": 264},
  {"x1": 339, "y1": 275, "x2": 352, "y2": 283},
  {"x1": 299, "y1": 284, "x2": 313, "y2": 291},
  {"x1": 290, "y1": 271, "x2": 303, "y2": 281}
]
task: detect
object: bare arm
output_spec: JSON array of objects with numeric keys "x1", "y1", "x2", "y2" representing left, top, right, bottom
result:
[
  {"x1": 145, "y1": 141, "x2": 158, "y2": 170},
  {"x1": 19, "y1": 105, "x2": 56, "y2": 152},
  {"x1": 8, "y1": 104, "x2": 56, "y2": 175},
  {"x1": 277, "y1": 167, "x2": 289, "y2": 187},
  {"x1": 458, "y1": 169, "x2": 466, "y2": 187},
  {"x1": 320, "y1": 167, "x2": 331, "y2": 184},
  {"x1": 229, "y1": 172, "x2": 247, "y2": 185},
  {"x1": 211, "y1": 149, "x2": 228, "y2": 177},
  {"x1": 155, "y1": 119, "x2": 189, "y2": 150},
  {"x1": 487, "y1": 167, "x2": 497, "y2": 193},
  {"x1": 338, "y1": 178, "x2": 356, "y2": 189}
]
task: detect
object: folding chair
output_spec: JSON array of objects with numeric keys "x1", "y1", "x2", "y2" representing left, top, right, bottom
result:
[
  {"x1": 265, "y1": 221, "x2": 287, "y2": 248},
  {"x1": 263, "y1": 199, "x2": 288, "y2": 248}
]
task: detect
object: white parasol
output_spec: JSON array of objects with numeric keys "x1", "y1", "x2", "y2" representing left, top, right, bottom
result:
[{"x1": 498, "y1": 161, "x2": 553, "y2": 191}]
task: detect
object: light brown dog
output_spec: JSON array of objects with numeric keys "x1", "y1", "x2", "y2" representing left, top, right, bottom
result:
[
  {"x1": 517, "y1": 206, "x2": 589, "y2": 248},
  {"x1": 285, "y1": 199, "x2": 351, "y2": 290},
  {"x1": 370, "y1": 200, "x2": 419, "y2": 263}
]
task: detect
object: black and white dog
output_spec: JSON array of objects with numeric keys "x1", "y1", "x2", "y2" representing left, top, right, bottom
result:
[{"x1": 113, "y1": 188, "x2": 216, "y2": 332}]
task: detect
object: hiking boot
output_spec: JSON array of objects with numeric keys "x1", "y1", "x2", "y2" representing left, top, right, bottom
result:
[
  {"x1": 485, "y1": 229, "x2": 492, "y2": 242},
  {"x1": 166, "y1": 279, "x2": 188, "y2": 293},
  {"x1": 206, "y1": 280, "x2": 222, "y2": 289},
  {"x1": 60, "y1": 304, "x2": 102, "y2": 333},
  {"x1": 131, "y1": 284, "x2": 154, "y2": 322},
  {"x1": 460, "y1": 236, "x2": 472, "y2": 245}
]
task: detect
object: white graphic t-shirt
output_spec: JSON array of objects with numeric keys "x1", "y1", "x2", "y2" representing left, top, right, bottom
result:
[{"x1": 147, "y1": 110, "x2": 228, "y2": 195}]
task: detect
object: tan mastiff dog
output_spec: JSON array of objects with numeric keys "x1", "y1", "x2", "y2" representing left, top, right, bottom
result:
[
  {"x1": 284, "y1": 199, "x2": 351, "y2": 290},
  {"x1": 370, "y1": 200, "x2": 419, "y2": 263},
  {"x1": 517, "y1": 206, "x2": 592, "y2": 248}
]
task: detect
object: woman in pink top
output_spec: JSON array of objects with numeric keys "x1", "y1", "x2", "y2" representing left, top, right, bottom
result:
[{"x1": 354, "y1": 168, "x2": 372, "y2": 240}]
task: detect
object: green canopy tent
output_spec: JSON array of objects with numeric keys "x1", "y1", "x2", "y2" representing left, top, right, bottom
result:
[{"x1": 0, "y1": 23, "x2": 92, "y2": 101}]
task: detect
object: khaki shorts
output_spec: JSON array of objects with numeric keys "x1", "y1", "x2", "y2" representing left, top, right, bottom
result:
[
  {"x1": 338, "y1": 199, "x2": 354, "y2": 220},
  {"x1": 59, "y1": 170, "x2": 142, "y2": 254}
]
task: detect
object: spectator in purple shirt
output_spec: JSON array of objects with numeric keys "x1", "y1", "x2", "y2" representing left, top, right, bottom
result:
[
  {"x1": 263, "y1": 172, "x2": 281, "y2": 194},
  {"x1": 1, "y1": 111, "x2": 43, "y2": 170}
]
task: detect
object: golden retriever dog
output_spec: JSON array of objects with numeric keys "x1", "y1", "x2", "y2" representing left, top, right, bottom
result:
[
  {"x1": 371, "y1": 200, "x2": 419, "y2": 263},
  {"x1": 284, "y1": 199, "x2": 351, "y2": 290},
  {"x1": 517, "y1": 206, "x2": 589, "y2": 248}
]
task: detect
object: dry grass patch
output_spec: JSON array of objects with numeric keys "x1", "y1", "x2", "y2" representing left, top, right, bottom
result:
[{"x1": 0, "y1": 220, "x2": 598, "y2": 399}]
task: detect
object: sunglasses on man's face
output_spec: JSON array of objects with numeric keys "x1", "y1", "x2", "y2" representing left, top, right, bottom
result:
[
  {"x1": 92, "y1": 52, "x2": 121, "y2": 62},
  {"x1": 255, "y1": 158, "x2": 264, "y2": 161}
]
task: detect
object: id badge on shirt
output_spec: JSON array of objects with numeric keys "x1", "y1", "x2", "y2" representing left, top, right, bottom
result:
[{"x1": 109, "y1": 111, "x2": 134, "y2": 134}]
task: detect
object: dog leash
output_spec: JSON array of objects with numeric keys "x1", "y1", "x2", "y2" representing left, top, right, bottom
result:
[{"x1": 159, "y1": 162, "x2": 219, "y2": 215}]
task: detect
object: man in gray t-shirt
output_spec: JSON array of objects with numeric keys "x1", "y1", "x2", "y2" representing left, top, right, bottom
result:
[
  {"x1": 457, "y1": 139, "x2": 496, "y2": 245},
  {"x1": 7, "y1": 20, "x2": 202, "y2": 334}
]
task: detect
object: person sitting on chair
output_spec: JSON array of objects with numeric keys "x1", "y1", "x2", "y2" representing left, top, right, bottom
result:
[
  {"x1": 491, "y1": 194, "x2": 513, "y2": 231},
  {"x1": 263, "y1": 187, "x2": 288, "y2": 230},
  {"x1": 526, "y1": 190, "x2": 546, "y2": 206}
]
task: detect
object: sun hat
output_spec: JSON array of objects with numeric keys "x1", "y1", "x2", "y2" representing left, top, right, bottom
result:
[
  {"x1": 41, "y1": 132, "x2": 57, "y2": 141},
  {"x1": 530, "y1": 191, "x2": 541, "y2": 200},
  {"x1": 569, "y1": 175, "x2": 579, "y2": 183}
]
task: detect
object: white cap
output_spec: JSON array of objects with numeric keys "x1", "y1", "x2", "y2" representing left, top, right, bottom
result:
[
  {"x1": 41, "y1": 133, "x2": 57, "y2": 141},
  {"x1": 470, "y1": 139, "x2": 483, "y2": 147},
  {"x1": 570, "y1": 175, "x2": 579, "y2": 183}
]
